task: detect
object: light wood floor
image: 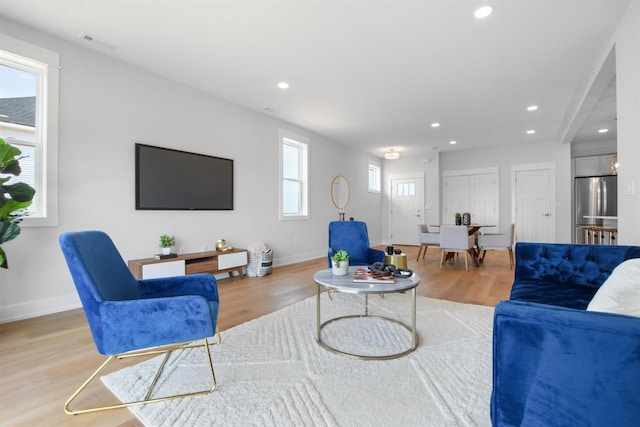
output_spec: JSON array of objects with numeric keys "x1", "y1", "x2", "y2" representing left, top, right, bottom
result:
[{"x1": 0, "y1": 245, "x2": 514, "y2": 426}]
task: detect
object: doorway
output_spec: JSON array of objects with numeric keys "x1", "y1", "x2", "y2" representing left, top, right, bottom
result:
[
  {"x1": 390, "y1": 176, "x2": 424, "y2": 245},
  {"x1": 512, "y1": 163, "x2": 556, "y2": 242}
]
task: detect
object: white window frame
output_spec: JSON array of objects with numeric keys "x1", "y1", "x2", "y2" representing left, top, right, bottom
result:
[
  {"x1": 0, "y1": 33, "x2": 59, "y2": 226},
  {"x1": 279, "y1": 129, "x2": 309, "y2": 220},
  {"x1": 368, "y1": 160, "x2": 381, "y2": 193}
]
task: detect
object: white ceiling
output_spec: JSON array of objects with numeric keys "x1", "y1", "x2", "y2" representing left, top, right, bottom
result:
[{"x1": 0, "y1": 1, "x2": 627, "y2": 158}]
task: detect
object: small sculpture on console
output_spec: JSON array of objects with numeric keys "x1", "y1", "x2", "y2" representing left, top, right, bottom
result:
[{"x1": 216, "y1": 239, "x2": 234, "y2": 252}]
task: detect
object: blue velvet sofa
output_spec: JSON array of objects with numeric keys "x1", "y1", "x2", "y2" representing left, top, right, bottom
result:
[{"x1": 491, "y1": 242, "x2": 640, "y2": 427}]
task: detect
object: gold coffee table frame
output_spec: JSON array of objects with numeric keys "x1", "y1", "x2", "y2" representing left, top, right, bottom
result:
[{"x1": 313, "y1": 268, "x2": 420, "y2": 360}]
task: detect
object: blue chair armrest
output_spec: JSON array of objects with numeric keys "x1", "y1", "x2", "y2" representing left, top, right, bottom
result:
[
  {"x1": 99, "y1": 295, "x2": 216, "y2": 355},
  {"x1": 138, "y1": 273, "x2": 219, "y2": 302},
  {"x1": 367, "y1": 247, "x2": 385, "y2": 264},
  {"x1": 491, "y1": 300, "x2": 640, "y2": 427}
]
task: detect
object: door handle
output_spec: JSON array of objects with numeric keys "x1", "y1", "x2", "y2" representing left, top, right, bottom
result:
[{"x1": 543, "y1": 213, "x2": 551, "y2": 217}]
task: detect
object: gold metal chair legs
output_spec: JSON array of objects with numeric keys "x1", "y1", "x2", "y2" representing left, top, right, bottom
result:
[{"x1": 64, "y1": 335, "x2": 219, "y2": 415}]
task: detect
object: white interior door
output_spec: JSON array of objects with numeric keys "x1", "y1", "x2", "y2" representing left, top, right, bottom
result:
[
  {"x1": 390, "y1": 176, "x2": 424, "y2": 245},
  {"x1": 444, "y1": 175, "x2": 469, "y2": 223},
  {"x1": 469, "y1": 174, "x2": 498, "y2": 232},
  {"x1": 514, "y1": 167, "x2": 555, "y2": 242}
]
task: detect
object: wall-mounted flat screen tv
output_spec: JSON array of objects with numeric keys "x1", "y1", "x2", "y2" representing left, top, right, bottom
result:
[{"x1": 135, "y1": 143, "x2": 234, "y2": 210}]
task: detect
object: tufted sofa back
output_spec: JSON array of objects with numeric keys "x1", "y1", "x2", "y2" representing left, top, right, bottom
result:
[{"x1": 515, "y1": 242, "x2": 640, "y2": 288}]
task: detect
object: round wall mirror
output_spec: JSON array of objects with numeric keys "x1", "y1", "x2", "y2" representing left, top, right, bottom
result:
[{"x1": 330, "y1": 175, "x2": 351, "y2": 220}]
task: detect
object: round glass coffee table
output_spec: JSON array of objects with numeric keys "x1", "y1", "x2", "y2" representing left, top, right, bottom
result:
[{"x1": 313, "y1": 267, "x2": 420, "y2": 360}]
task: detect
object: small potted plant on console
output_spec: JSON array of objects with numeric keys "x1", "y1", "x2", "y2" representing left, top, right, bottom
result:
[
  {"x1": 331, "y1": 249, "x2": 349, "y2": 276},
  {"x1": 159, "y1": 234, "x2": 176, "y2": 255}
]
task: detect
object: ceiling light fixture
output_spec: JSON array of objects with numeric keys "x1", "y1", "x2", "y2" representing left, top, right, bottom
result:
[
  {"x1": 384, "y1": 149, "x2": 400, "y2": 160},
  {"x1": 598, "y1": 128, "x2": 609, "y2": 133},
  {"x1": 449, "y1": 140, "x2": 457, "y2": 145},
  {"x1": 474, "y1": 6, "x2": 493, "y2": 19},
  {"x1": 431, "y1": 122, "x2": 440, "y2": 128},
  {"x1": 277, "y1": 82, "x2": 289, "y2": 89},
  {"x1": 527, "y1": 105, "x2": 538, "y2": 111},
  {"x1": 526, "y1": 130, "x2": 536, "y2": 134}
]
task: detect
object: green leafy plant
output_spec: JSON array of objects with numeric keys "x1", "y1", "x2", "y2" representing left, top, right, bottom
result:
[
  {"x1": 331, "y1": 249, "x2": 349, "y2": 267},
  {"x1": 455, "y1": 212, "x2": 462, "y2": 221},
  {"x1": 159, "y1": 234, "x2": 176, "y2": 248},
  {"x1": 0, "y1": 137, "x2": 36, "y2": 268}
]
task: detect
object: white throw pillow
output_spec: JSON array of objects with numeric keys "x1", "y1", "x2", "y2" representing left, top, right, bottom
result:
[{"x1": 587, "y1": 258, "x2": 640, "y2": 317}]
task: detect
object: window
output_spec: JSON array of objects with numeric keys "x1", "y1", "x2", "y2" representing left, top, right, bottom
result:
[
  {"x1": 0, "y1": 34, "x2": 59, "y2": 226},
  {"x1": 279, "y1": 130, "x2": 309, "y2": 219},
  {"x1": 396, "y1": 182, "x2": 416, "y2": 197},
  {"x1": 368, "y1": 161, "x2": 381, "y2": 193}
]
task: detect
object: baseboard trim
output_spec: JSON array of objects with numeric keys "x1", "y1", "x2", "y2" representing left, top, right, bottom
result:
[{"x1": 0, "y1": 293, "x2": 81, "y2": 324}]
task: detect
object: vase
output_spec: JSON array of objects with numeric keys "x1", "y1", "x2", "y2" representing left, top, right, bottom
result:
[
  {"x1": 455, "y1": 217, "x2": 462, "y2": 226},
  {"x1": 162, "y1": 247, "x2": 171, "y2": 255},
  {"x1": 331, "y1": 259, "x2": 349, "y2": 276},
  {"x1": 462, "y1": 212, "x2": 471, "y2": 225}
]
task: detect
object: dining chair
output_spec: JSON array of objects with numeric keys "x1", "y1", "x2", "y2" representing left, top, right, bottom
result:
[
  {"x1": 416, "y1": 224, "x2": 440, "y2": 261},
  {"x1": 59, "y1": 230, "x2": 220, "y2": 415},
  {"x1": 439, "y1": 226, "x2": 476, "y2": 271},
  {"x1": 478, "y1": 223, "x2": 516, "y2": 268}
]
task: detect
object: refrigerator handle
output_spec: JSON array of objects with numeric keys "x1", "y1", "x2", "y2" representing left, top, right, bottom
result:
[{"x1": 602, "y1": 179, "x2": 607, "y2": 215}]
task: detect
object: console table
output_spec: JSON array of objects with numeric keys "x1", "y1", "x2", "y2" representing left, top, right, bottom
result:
[{"x1": 128, "y1": 249, "x2": 248, "y2": 280}]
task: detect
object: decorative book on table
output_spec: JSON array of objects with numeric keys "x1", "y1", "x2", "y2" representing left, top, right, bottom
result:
[
  {"x1": 353, "y1": 267, "x2": 395, "y2": 284},
  {"x1": 153, "y1": 253, "x2": 178, "y2": 260}
]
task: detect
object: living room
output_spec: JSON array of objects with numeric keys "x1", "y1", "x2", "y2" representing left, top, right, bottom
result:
[
  {"x1": 1, "y1": 1, "x2": 639, "y2": 425},
  {"x1": 1, "y1": 1, "x2": 638, "y2": 324}
]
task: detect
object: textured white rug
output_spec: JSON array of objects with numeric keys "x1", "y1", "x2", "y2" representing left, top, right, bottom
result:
[{"x1": 102, "y1": 293, "x2": 494, "y2": 426}]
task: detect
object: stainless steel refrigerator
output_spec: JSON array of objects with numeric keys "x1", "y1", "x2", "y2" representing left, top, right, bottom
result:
[{"x1": 574, "y1": 175, "x2": 617, "y2": 243}]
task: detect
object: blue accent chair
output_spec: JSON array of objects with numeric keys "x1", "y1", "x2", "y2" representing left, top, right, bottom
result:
[
  {"x1": 491, "y1": 242, "x2": 640, "y2": 427},
  {"x1": 59, "y1": 231, "x2": 220, "y2": 415},
  {"x1": 328, "y1": 221, "x2": 385, "y2": 267}
]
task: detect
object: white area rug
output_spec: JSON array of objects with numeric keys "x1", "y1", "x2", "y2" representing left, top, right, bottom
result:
[{"x1": 102, "y1": 293, "x2": 494, "y2": 426}]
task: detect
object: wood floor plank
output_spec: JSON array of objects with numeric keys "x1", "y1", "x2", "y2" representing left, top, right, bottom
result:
[{"x1": 0, "y1": 245, "x2": 513, "y2": 426}]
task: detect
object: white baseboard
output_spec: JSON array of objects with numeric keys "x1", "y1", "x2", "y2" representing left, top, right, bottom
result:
[{"x1": 0, "y1": 293, "x2": 81, "y2": 323}]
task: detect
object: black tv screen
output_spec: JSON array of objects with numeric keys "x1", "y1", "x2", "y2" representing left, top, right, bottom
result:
[{"x1": 135, "y1": 143, "x2": 234, "y2": 210}]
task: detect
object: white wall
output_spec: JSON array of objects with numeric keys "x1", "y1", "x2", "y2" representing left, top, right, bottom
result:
[
  {"x1": 439, "y1": 141, "x2": 572, "y2": 243},
  {"x1": 0, "y1": 18, "x2": 383, "y2": 322},
  {"x1": 615, "y1": 1, "x2": 640, "y2": 245}
]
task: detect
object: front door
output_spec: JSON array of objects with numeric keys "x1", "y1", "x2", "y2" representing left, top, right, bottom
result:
[{"x1": 390, "y1": 176, "x2": 424, "y2": 245}]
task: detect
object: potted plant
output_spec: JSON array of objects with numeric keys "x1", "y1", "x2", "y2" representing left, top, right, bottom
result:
[
  {"x1": 159, "y1": 234, "x2": 176, "y2": 255},
  {"x1": 331, "y1": 249, "x2": 349, "y2": 276},
  {"x1": 0, "y1": 137, "x2": 36, "y2": 268},
  {"x1": 455, "y1": 212, "x2": 462, "y2": 225}
]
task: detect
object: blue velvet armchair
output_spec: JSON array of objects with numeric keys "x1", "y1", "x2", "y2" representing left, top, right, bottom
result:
[
  {"x1": 491, "y1": 242, "x2": 640, "y2": 427},
  {"x1": 328, "y1": 221, "x2": 385, "y2": 267},
  {"x1": 59, "y1": 231, "x2": 220, "y2": 415}
]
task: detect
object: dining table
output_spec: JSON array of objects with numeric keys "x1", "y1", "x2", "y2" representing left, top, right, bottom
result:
[{"x1": 430, "y1": 224, "x2": 496, "y2": 267}]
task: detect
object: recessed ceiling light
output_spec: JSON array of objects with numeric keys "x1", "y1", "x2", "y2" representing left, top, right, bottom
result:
[
  {"x1": 527, "y1": 105, "x2": 538, "y2": 111},
  {"x1": 474, "y1": 6, "x2": 493, "y2": 19},
  {"x1": 431, "y1": 122, "x2": 440, "y2": 128},
  {"x1": 449, "y1": 140, "x2": 457, "y2": 145},
  {"x1": 598, "y1": 128, "x2": 609, "y2": 133},
  {"x1": 277, "y1": 82, "x2": 289, "y2": 90},
  {"x1": 526, "y1": 130, "x2": 536, "y2": 135}
]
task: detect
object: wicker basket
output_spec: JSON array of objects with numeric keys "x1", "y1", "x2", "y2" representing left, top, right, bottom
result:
[{"x1": 247, "y1": 249, "x2": 273, "y2": 277}]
